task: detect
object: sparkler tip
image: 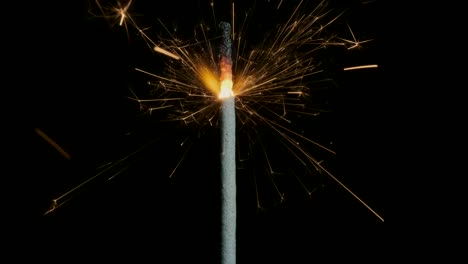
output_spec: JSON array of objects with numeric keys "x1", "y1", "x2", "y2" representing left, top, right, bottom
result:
[{"x1": 219, "y1": 79, "x2": 234, "y2": 99}]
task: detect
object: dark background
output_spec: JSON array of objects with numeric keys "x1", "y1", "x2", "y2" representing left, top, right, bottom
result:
[{"x1": 12, "y1": 0, "x2": 383, "y2": 261}]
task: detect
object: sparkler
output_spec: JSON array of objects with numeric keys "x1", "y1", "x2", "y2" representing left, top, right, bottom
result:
[
  {"x1": 45, "y1": 0, "x2": 383, "y2": 239},
  {"x1": 219, "y1": 21, "x2": 236, "y2": 264}
]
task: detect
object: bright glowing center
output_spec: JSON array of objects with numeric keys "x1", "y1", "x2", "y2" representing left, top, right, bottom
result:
[
  {"x1": 219, "y1": 79, "x2": 234, "y2": 99},
  {"x1": 219, "y1": 56, "x2": 234, "y2": 99}
]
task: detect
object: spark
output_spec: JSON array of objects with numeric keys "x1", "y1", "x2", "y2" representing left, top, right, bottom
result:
[
  {"x1": 343, "y1": 64, "x2": 378, "y2": 71},
  {"x1": 210, "y1": 0, "x2": 216, "y2": 27},
  {"x1": 314, "y1": 161, "x2": 385, "y2": 222},
  {"x1": 94, "y1": 0, "x2": 135, "y2": 37},
  {"x1": 255, "y1": 112, "x2": 383, "y2": 221},
  {"x1": 339, "y1": 23, "x2": 373, "y2": 50},
  {"x1": 44, "y1": 139, "x2": 156, "y2": 215},
  {"x1": 277, "y1": 0, "x2": 284, "y2": 9},
  {"x1": 115, "y1": 0, "x2": 131, "y2": 26},
  {"x1": 169, "y1": 142, "x2": 193, "y2": 178},
  {"x1": 34, "y1": 128, "x2": 71, "y2": 160},
  {"x1": 154, "y1": 46, "x2": 181, "y2": 60},
  {"x1": 293, "y1": 170, "x2": 318, "y2": 197}
]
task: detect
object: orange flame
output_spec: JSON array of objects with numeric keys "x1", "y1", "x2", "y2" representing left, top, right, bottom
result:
[{"x1": 219, "y1": 57, "x2": 234, "y2": 99}]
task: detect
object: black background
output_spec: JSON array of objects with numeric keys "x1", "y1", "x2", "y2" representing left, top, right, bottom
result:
[{"x1": 11, "y1": 0, "x2": 383, "y2": 261}]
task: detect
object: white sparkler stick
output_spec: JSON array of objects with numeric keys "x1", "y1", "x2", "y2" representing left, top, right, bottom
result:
[{"x1": 219, "y1": 21, "x2": 236, "y2": 264}]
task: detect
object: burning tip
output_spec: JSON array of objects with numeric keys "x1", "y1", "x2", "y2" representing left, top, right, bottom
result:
[{"x1": 219, "y1": 79, "x2": 234, "y2": 99}]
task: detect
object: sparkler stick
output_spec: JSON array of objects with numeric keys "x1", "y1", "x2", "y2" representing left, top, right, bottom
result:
[{"x1": 219, "y1": 21, "x2": 236, "y2": 264}]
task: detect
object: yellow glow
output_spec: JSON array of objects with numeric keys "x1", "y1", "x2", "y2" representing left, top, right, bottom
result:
[
  {"x1": 219, "y1": 79, "x2": 234, "y2": 99},
  {"x1": 199, "y1": 66, "x2": 220, "y2": 96}
]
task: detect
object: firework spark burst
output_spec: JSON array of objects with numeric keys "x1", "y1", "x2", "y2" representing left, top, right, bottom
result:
[{"x1": 45, "y1": 0, "x2": 383, "y2": 223}]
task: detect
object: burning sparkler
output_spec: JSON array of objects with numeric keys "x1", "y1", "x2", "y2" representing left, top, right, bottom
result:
[
  {"x1": 218, "y1": 21, "x2": 236, "y2": 264},
  {"x1": 44, "y1": 0, "x2": 382, "y2": 234}
]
